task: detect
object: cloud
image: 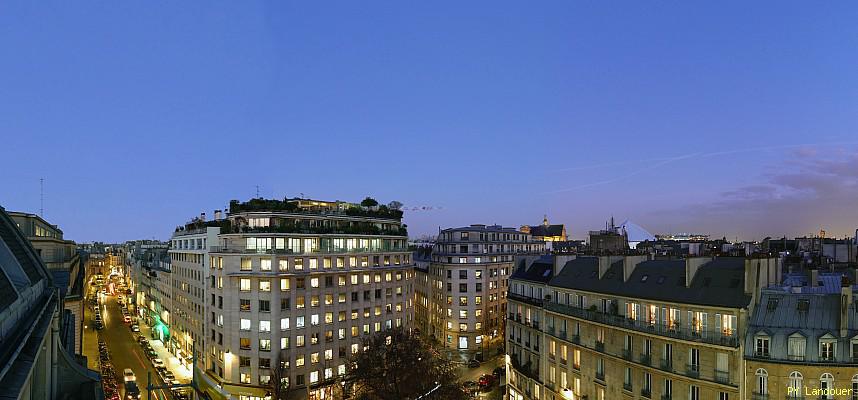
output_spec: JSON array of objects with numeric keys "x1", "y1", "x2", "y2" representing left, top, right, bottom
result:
[{"x1": 649, "y1": 151, "x2": 858, "y2": 239}]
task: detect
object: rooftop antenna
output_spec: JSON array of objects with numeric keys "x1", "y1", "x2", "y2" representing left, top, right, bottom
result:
[
  {"x1": 39, "y1": 178, "x2": 44, "y2": 217},
  {"x1": 255, "y1": 185, "x2": 261, "y2": 198}
]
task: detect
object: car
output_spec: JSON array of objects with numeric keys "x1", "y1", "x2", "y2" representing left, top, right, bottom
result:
[
  {"x1": 145, "y1": 349, "x2": 157, "y2": 358},
  {"x1": 170, "y1": 388, "x2": 190, "y2": 400},
  {"x1": 131, "y1": 324, "x2": 140, "y2": 332},
  {"x1": 152, "y1": 358, "x2": 165, "y2": 368},
  {"x1": 162, "y1": 371, "x2": 175, "y2": 381},
  {"x1": 123, "y1": 315, "x2": 132, "y2": 324},
  {"x1": 467, "y1": 359, "x2": 480, "y2": 368},
  {"x1": 479, "y1": 374, "x2": 495, "y2": 388},
  {"x1": 492, "y1": 366, "x2": 506, "y2": 377},
  {"x1": 94, "y1": 321, "x2": 104, "y2": 330},
  {"x1": 463, "y1": 380, "x2": 478, "y2": 389},
  {"x1": 123, "y1": 368, "x2": 136, "y2": 382}
]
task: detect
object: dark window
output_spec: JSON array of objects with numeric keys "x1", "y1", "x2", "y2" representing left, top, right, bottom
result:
[
  {"x1": 297, "y1": 277, "x2": 305, "y2": 289},
  {"x1": 375, "y1": 289, "x2": 381, "y2": 299},
  {"x1": 459, "y1": 283, "x2": 468, "y2": 292},
  {"x1": 447, "y1": 270, "x2": 452, "y2": 279},
  {"x1": 259, "y1": 300, "x2": 271, "y2": 312},
  {"x1": 476, "y1": 283, "x2": 482, "y2": 292},
  {"x1": 766, "y1": 298, "x2": 779, "y2": 311},
  {"x1": 460, "y1": 270, "x2": 468, "y2": 279},
  {"x1": 325, "y1": 276, "x2": 333, "y2": 287},
  {"x1": 239, "y1": 356, "x2": 251, "y2": 367},
  {"x1": 281, "y1": 298, "x2": 290, "y2": 310}
]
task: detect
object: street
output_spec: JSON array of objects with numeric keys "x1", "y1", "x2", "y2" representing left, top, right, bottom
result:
[
  {"x1": 83, "y1": 290, "x2": 174, "y2": 400},
  {"x1": 457, "y1": 354, "x2": 506, "y2": 399}
]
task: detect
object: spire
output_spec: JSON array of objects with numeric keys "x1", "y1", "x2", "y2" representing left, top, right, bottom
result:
[{"x1": 543, "y1": 214, "x2": 549, "y2": 226}]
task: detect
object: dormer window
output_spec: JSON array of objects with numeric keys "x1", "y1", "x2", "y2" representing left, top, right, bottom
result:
[
  {"x1": 755, "y1": 333, "x2": 770, "y2": 358},
  {"x1": 819, "y1": 334, "x2": 837, "y2": 362},
  {"x1": 851, "y1": 336, "x2": 858, "y2": 362},
  {"x1": 766, "y1": 298, "x2": 779, "y2": 311},
  {"x1": 797, "y1": 299, "x2": 810, "y2": 312},
  {"x1": 788, "y1": 333, "x2": 806, "y2": 361}
]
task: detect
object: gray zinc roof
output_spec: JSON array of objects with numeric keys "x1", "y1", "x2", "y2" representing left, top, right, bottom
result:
[{"x1": 548, "y1": 257, "x2": 752, "y2": 309}]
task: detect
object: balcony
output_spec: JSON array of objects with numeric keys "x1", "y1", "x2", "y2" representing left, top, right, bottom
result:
[
  {"x1": 595, "y1": 371, "x2": 604, "y2": 381},
  {"x1": 623, "y1": 382, "x2": 633, "y2": 392},
  {"x1": 754, "y1": 351, "x2": 770, "y2": 359},
  {"x1": 210, "y1": 244, "x2": 410, "y2": 255},
  {"x1": 660, "y1": 359, "x2": 672, "y2": 371},
  {"x1": 545, "y1": 302, "x2": 740, "y2": 347},
  {"x1": 639, "y1": 353, "x2": 652, "y2": 366},
  {"x1": 595, "y1": 341, "x2": 605, "y2": 352},
  {"x1": 686, "y1": 364, "x2": 700, "y2": 378},
  {"x1": 621, "y1": 348, "x2": 632, "y2": 360},
  {"x1": 641, "y1": 389, "x2": 652, "y2": 398},
  {"x1": 751, "y1": 393, "x2": 768, "y2": 400},
  {"x1": 661, "y1": 396, "x2": 672, "y2": 400},
  {"x1": 509, "y1": 357, "x2": 541, "y2": 383},
  {"x1": 508, "y1": 292, "x2": 544, "y2": 307},
  {"x1": 557, "y1": 330, "x2": 567, "y2": 340},
  {"x1": 714, "y1": 369, "x2": 729, "y2": 384}
]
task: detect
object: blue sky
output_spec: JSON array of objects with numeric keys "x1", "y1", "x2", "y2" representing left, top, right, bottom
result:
[{"x1": 2, "y1": 1, "x2": 858, "y2": 242}]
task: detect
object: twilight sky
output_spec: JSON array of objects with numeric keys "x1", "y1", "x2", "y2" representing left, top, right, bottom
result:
[{"x1": 2, "y1": 2, "x2": 858, "y2": 243}]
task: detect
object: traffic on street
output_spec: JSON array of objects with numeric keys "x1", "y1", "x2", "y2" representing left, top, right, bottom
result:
[{"x1": 85, "y1": 273, "x2": 192, "y2": 400}]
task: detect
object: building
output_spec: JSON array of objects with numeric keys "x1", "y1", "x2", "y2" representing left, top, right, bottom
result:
[
  {"x1": 168, "y1": 223, "x2": 219, "y2": 373},
  {"x1": 419, "y1": 224, "x2": 545, "y2": 361},
  {"x1": 7, "y1": 211, "x2": 86, "y2": 355},
  {"x1": 0, "y1": 205, "x2": 100, "y2": 400},
  {"x1": 521, "y1": 216, "x2": 567, "y2": 243},
  {"x1": 507, "y1": 254, "x2": 780, "y2": 400},
  {"x1": 744, "y1": 269, "x2": 858, "y2": 399},
  {"x1": 202, "y1": 197, "x2": 414, "y2": 400}
]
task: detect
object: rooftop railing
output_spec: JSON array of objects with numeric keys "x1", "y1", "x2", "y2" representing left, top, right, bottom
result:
[{"x1": 209, "y1": 245, "x2": 410, "y2": 255}]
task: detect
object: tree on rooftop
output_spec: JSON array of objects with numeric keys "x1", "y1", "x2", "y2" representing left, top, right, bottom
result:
[
  {"x1": 347, "y1": 327, "x2": 467, "y2": 400},
  {"x1": 360, "y1": 197, "x2": 379, "y2": 207}
]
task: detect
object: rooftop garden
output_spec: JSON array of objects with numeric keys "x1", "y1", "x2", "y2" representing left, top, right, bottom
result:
[{"x1": 228, "y1": 197, "x2": 404, "y2": 220}]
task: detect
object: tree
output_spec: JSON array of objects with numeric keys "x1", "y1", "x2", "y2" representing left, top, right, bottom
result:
[
  {"x1": 268, "y1": 350, "x2": 292, "y2": 400},
  {"x1": 360, "y1": 197, "x2": 379, "y2": 207},
  {"x1": 387, "y1": 201, "x2": 403, "y2": 211},
  {"x1": 347, "y1": 328, "x2": 467, "y2": 400}
]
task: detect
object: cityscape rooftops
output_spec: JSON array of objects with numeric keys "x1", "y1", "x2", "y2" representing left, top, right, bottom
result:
[{"x1": 442, "y1": 224, "x2": 521, "y2": 233}]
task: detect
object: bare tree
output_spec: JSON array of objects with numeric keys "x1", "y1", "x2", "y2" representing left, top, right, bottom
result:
[
  {"x1": 268, "y1": 350, "x2": 292, "y2": 400},
  {"x1": 347, "y1": 328, "x2": 467, "y2": 400}
]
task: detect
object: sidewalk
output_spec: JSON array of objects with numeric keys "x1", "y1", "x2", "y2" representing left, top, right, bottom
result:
[
  {"x1": 138, "y1": 322, "x2": 193, "y2": 383},
  {"x1": 81, "y1": 301, "x2": 101, "y2": 371}
]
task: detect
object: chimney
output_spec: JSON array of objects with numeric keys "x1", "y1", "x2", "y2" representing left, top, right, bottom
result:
[
  {"x1": 200, "y1": 212, "x2": 206, "y2": 222},
  {"x1": 811, "y1": 268, "x2": 819, "y2": 288},
  {"x1": 841, "y1": 276, "x2": 852, "y2": 338},
  {"x1": 685, "y1": 256, "x2": 712, "y2": 288},
  {"x1": 598, "y1": 255, "x2": 623, "y2": 279},
  {"x1": 623, "y1": 254, "x2": 649, "y2": 282},
  {"x1": 553, "y1": 255, "x2": 576, "y2": 277},
  {"x1": 214, "y1": 210, "x2": 222, "y2": 221}
]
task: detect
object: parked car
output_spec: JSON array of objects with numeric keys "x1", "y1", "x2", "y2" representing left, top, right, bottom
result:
[
  {"x1": 467, "y1": 359, "x2": 480, "y2": 368},
  {"x1": 123, "y1": 315, "x2": 132, "y2": 324},
  {"x1": 152, "y1": 358, "x2": 165, "y2": 368},
  {"x1": 492, "y1": 366, "x2": 506, "y2": 377},
  {"x1": 94, "y1": 321, "x2": 104, "y2": 330},
  {"x1": 462, "y1": 381, "x2": 478, "y2": 390},
  {"x1": 479, "y1": 374, "x2": 495, "y2": 389},
  {"x1": 145, "y1": 349, "x2": 157, "y2": 358},
  {"x1": 131, "y1": 324, "x2": 140, "y2": 332}
]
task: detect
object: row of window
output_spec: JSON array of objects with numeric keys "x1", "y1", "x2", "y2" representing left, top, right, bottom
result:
[{"x1": 754, "y1": 369, "x2": 858, "y2": 400}]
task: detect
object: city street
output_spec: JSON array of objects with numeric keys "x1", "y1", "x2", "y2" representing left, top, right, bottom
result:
[
  {"x1": 457, "y1": 354, "x2": 506, "y2": 399},
  {"x1": 83, "y1": 290, "x2": 174, "y2": 400}
]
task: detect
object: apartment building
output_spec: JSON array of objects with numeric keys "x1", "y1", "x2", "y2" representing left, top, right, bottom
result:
[
  {"x1": 8, "y1": 211, "x2": 86, "y2": 355},
  {"x1": 169, "y1": 226, "x2": 219, "y2": 370},
  {"x1": 507, "y1": 254, "x2": 780, "y2": 400},
  {"x1": 745, "y1": 269, "x2": 858, "y2": 400},
  {"x1": 418, "y1": 224, "x2": 545, "y2": 361},
  {"x1": 204, "y1": 198, "x2": 413, "y2": 400}
]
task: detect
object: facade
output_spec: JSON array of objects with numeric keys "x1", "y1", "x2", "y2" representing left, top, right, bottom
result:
[
  {"x1": 202, "y1": 197, "x2": 414, "y2": 400},
  {"x1": 420, "y1": 224, "x2": 545, "y2": 361},
  {"x1": 8, "y1": 211, "x2": 86, "y2": 355},
  {"x1": 744, "y1": 270, "x2": 858, "y2": 400},
  {"x1": 507, "y1": 254, "x2": 780, "y2": 400},
  {"x1": 169, "y1": 227, "x2": 219, "y2": 371},
  {"x1": 0, "y1": 205, "x2": 100, "y2": 400}
]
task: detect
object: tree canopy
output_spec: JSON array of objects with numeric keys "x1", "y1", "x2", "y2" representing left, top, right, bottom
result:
[{"x1": 347, "y1": 328, "x2": 467, "y2": 400}]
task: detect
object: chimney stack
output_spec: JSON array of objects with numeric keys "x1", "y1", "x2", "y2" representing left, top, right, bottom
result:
[
  {"x1": 214, "y1": 210, "x2": 222, "y2": 221},
  {"x1": 623, "y1": 254, "x2": 649, "y2": 282},
  {"x1": 553, "y1": 255, "x2": 576, "y2": 277},
  {"x1": 841, "y1": 276, "x2": 852, "y2": 338},
  {"x1": 598, "y1": 255, "x2": 623, "y2": 279},
  {"x1": 686, "y1": 256, "x2": 712, "y2": 288},
  {"x1": 811, "y1": 268, "x2": 819, "y2": 288},
  {"x1": 200, "y1": 212, "x2": 206, "y2": 222}
]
